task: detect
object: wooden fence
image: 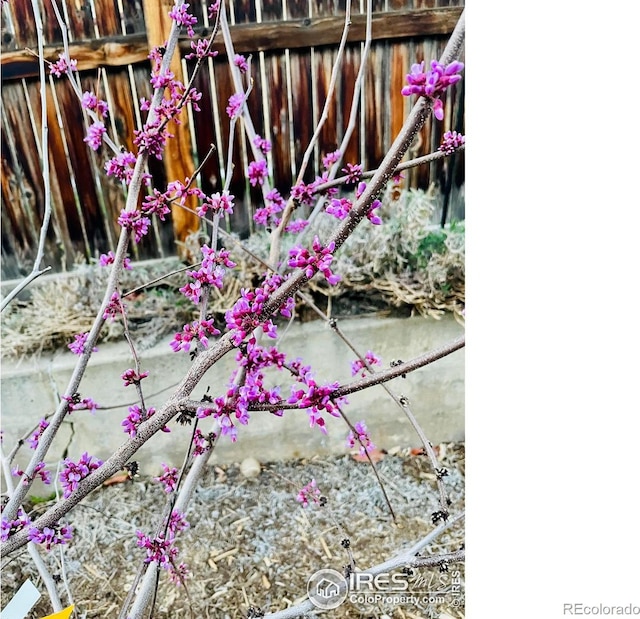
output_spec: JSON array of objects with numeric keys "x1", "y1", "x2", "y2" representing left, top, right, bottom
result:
[{"x1": 0, "y1": 0, "x2": 465, "y2": 280}]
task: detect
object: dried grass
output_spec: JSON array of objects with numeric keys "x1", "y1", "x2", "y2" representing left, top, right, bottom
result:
[{"x1": 1, "y1": 189, "x2": 465, "y2": 358}]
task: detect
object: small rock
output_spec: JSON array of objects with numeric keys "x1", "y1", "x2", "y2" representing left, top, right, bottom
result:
[{"x1": 240, "y1": 457, "x2": 261, "y2": 478}]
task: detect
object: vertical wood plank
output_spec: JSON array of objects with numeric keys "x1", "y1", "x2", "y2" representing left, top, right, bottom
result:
[{"x1": 141, "y1": 0, "x2": 200, "y2": 258}]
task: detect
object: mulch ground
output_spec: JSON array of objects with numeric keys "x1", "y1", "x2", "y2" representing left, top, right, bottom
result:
[{"x1": 2, "y1": 444, "x2": 465, "y2": 619}]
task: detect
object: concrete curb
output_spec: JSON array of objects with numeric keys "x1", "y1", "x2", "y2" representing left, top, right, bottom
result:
[{"x1": 1, "y1": 314, "x2": 464, "y2": 489}]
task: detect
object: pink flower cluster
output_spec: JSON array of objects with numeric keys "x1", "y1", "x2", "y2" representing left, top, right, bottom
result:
[
  {"x1": 224, "y1": 273, "x2": 294, "y2": 345},
  {"x1": 197, "y1": 386, "x2": 249, "y2": 442},
  {"x1": 350, "y1": 350, "x2": 382, "y2": 377},
  {"x1": 401, "y1": 59, "x2": 464, "y2": 120},
  {"x1": 59, "y1": 452, "x2": 103, "y2": 498},
  {"x1": 170, "y1": 319, "x2": 220, "y2": 353},
  {"x1": 136, "y1": 509, "x2": 189, "y2": 580},
  {"x1": 84, "y1": 121, "x2": 106, "y2": 151},
  {"x1": 253, "y1": 135, "x2": 272, "y2": 154},
  {"x1": 28, "y1": 523, "x2": 73, "y2": 550},
  {"x1": 117, "y1": 210, "x2": 151, "y2": 243},
  {"x1": 12, "y1": 461, "x2": 51, "y2": 486},
  {"x1": 192, "y1": 428, "x2": 212, "y2": 456},
  {"x1": 341, "y1": 163, "x2": 362, "y2": 185},
  {"x1": 287, "y1": 361, "x2": 346, "y2": 433},
  {"x1": 121, "y1": 368, "x2": 150, "y2": 387},
  {"x1": 98, "y1": 250, "x2": 133, "y2": 270},
  {"x1": 226, "y1": 92, "x2": 244, "y2": 119},
  {"x1": 288, "y1": 236, "x2": 341, "y2": 285},
  {"x1": 167, "y1": 178, "x2": 205, "y2": 208},
  {"x1": 122, "y1": 404, "x2": 170, "y2": 437},
  {"x1": 68, "y1": 332, "x2": 98, "y2": 356},
  {"x1": 168, "y1": 2, "x2": 198, "y2": 37},
  {"x1": 346, "y1": 420, "x2": 375, "y2": 456},
  {"x1": 247, "y1": 159, "x2": 268, "y2": 186},
  {"x1": 103, "y1": 291, "x2": 124, "y2": 321},
  {"x1": 197, "y1": 190, "x2": 234, "y2": 218},
  {"x1": 322, "y1": 149, "x2": 341, "y2": 170},
  {"x1": 154, "y1": 463, "x2": 179, "y2": 493},
  {"x1": 1, "y1": 509, "x2": 31, "y2": 543},
  {"x1": 296, "y1": 479, "x2": 321, "y2": 507},
  {"x1": 254, "y1": 188, "x2": 286, "y2": 228},
  {"x1": 62, "y1": 394, "x2": 100, "y2": 413},
  {"x1": 81, "y1": 91, "x2": 109, "y2": 117},
  {"x1": 49, "y1": 54, "x2": 77, "y2": 77},
  {"x1": 439, "y1": 130, "x2": 465, "y2": 155},
  {"x1": 104, "y1": 151, "x2": 144, "y2": 186},
  {"x1": 185, "y1": 38, "x2": 218, "y2": 60},
  {"x1": 28, "y1": 419, "x2": 50, "y2": 450},
  {"x1": 234, "y1": 54, "x2": 249, "y2": 73},
  {"x1": 180, "y1": 244, "x2": 236, "y2": 304}
]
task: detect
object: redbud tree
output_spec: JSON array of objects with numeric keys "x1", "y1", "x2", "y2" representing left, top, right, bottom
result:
[{"x1": 0, "y1": 1, "x2": 466, "y2": 616}]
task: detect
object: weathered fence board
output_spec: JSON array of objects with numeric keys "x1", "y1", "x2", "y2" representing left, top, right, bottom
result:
[{"x1": 1, "y1": 0, "x2": 465, "y2": 280}]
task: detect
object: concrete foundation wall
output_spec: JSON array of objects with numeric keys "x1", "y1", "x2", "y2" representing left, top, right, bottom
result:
[{"x1": 1, "y1": 315, "x2": 464, "y2": 489}]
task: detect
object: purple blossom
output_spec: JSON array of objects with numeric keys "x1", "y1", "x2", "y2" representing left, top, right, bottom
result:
[
  {"x1": 439, "y1": 130, "x2": 465, "y2": 155},
  {"x1": 59, "y1": 452, "x2": 102, "y2": 498},
  {"x1": 84, "y1": 121, "x2": 106, "y2": 151},
  {"x1": 117, "y1": 210, "x2": 151, "y2": 243},
  {"x1": 81, "y1": 91, "x2": 109, "y2": 117},
  {"x1": 12, "y1": 461, "x2": 51, "y2": 485},
  {"x1": 103, "y1": 291, "x2": 123, "y2": 321},
  {"x1": 179, "y1": 245, "x2": 235, "y2": 305},
  {"x1": 121, "y1": 368, "x2": 150, "y2": 386},
  {"x1": 290, "y1": 180, "x2": 316, "y2": 207},
  {"x1": 134, "y1": 120, "x2": 173, "y2": 159},
  {"x1": 346, "y1": 421, "x2": 375, "y2": 456},
  {"x1": 355, "y1": 181, "x2": 383, "y2": 225},
  {"x1": 104, "y1": 150, "x2": 137, "y2": 184},
  {"x1": 401, "y1": 59, "x2": 464, "y2": 121},
  {"x1": 142, "y1": 189, "x2": 172, "y2": 220},
  {"x1": 62, "y1": 394, "x2": 101, "y2": 413},
  {"x1": 155, "y1": 463, "x2": 179, "y2": 493},
  {"x1": 185, "y1": 38, "x2": 219, "y2": 60},
  {"x1": 192, "y1": 429, "x2": 212, "y2": 456},
  {"x1": 167, "y1": 179, "x2": 205, "y2": 206},
  {"x1": 254, "y1": 188, "x2": 285, "y2": 227},
  {"x1": 28, "y1": 523, "x2": 73, "y2": 550},
  {"x1": 1, "y1": 509, "x2": 31, "y2": 543},
  {"x1": 224, "y1": 273, "x2": 293, "y2": 345},
  {"x1": 168, "y1": 2, "x2": 197, "y2": 37},
  {"x1": 287, "y1": 236, "x2": 341, "y2": 285},
  {"x1": 322, "y1": 149, "x2": 341, "y2": 170},
  {"x1": 296, "y1": 479, "x2": 321, "y2": 507},
  {"x1": 136, "y1": 530, "x2": 178, "y2": 568},
  {"x1": 122, "y1": 405, "x2": 169, "y2": 437},
  {"x1": 341, "y1": 163, "x2": 362, "y2": 185},
  {"x1": 284, "y1": 219, "x2": 309, "y2": 234},
  {"x1": 226, "y1": 92, "x2": 244, "y2": 119},
  {"x1": 234, "y1": 54, "x2": 249, "y2": 73},
  {"x1": 170, "y1": 319, "x2": 220, "y2": 352},
  {"x1": 208, "y1": 1, "x2": 220, "y2": 19},
  {"x1": 49, "y1": 54, "x2": 77, "y2": 77},
  {"x1": 326, "y1": 197, "x2": 352, "y2": 220},
  {"x1": 169, "y1": 561, "x2": 190, "y2": 585},
  {"x1": 253, "y1": 135, "x2": 272, "y2": 154},
  {"x1": 350, "y1": 351, "x2": 382, "y2": 377},
  {"x1": 197, "y1": 190, "x2": 234, "y2": 218},
  {"x1": 99, "y1": 250, "x2": 133, "y2": 270},
  {"x1": 68, "y1": 332, "x2": 98, "y2": 356},
  {"x1": 247, "y1": 159, "x2": 268, "y2": 186},
  {"x1": 287, "y1": 371, "x2": 346, "y2": 434},
  {"x1": 28, "y1": 419, "x2": 50, "y2": 450}
]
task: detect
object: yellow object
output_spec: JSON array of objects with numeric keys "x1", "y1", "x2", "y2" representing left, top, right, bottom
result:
[{"x1": 41, "y1": 605, "x2": 74, "y2": 619}]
